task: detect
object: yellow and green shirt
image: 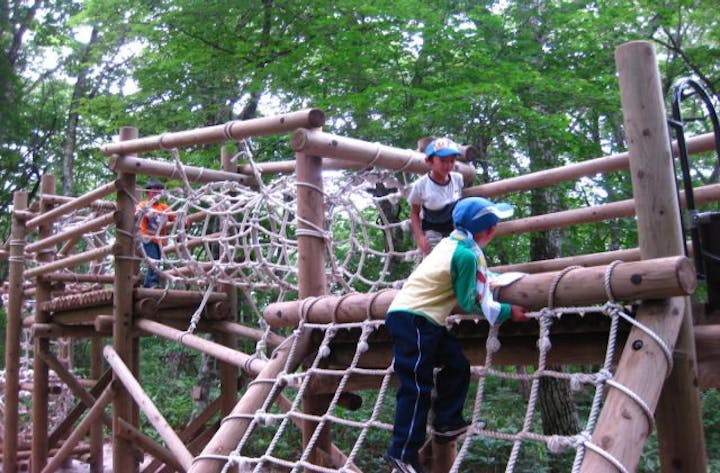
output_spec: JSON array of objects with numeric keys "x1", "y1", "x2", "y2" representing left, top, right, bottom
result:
[{"x1": 388, "y1": 231, "x2": 511, "y2": 326}]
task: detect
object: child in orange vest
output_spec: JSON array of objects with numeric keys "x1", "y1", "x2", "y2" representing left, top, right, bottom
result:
[{"x1": 136, "y1": 180, "x2": 175, "y2": 288}]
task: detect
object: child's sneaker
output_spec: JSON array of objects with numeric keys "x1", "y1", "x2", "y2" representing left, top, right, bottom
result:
[
  {"x1": 433, "y1": 419, "x2": 471, "y2": 444},
  {"x1": 383, "y1": 453, "x2": 426, "y2": 473}
]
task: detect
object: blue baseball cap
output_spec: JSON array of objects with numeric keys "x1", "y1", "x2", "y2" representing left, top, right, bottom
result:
[
  {"x1": 452, "y1": 197, "x2": 514, "y2": 234},
  {"x1": 425, "y1": 137, "x2": 462, "y2": 158}
]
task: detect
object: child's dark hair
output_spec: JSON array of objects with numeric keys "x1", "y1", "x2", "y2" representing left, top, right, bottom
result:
[{"x1": 145, "y1": 180, "x2": 165, "y2": 190}]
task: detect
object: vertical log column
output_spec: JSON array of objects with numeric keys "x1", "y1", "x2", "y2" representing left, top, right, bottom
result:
[
  {"x1": 296, "y1": 146, "x2": 331, "y2": 469},
  {"x1": 113, "y1": 126, "x2": 140, "y2": 473},
  {"x1": 31, "y1": 175, "x2": 55, "y2": 473},
  {"x1": 219, "y1": 146, "x2": 239, "y2": 415},
  {"x1": 581, "y1": 41, "x2": 707, "y2": 472},
  {"x1": 628, "y1": 43, "x2": 707, "y2": 472},
  {"x1": 90, "y1": 339, "x2": 104, "y2": 473},
  {"x1": 4, "y1": 191, "x2": 27, "y2": 472},
  {"x1": 188, "y1": 150, "x2": 320, "y2": 473}
]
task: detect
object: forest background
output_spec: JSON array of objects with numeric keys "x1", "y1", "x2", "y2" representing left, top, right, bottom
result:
[{"x1": 1, "y1": 0, "x2": 719, "y2": 471}]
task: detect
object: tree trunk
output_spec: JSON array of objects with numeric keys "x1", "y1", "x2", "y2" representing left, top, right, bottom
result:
[
  {"x1": 192, "y1": 348, "x2": 217, "y2": 419},
  {"x1": 62, "y1": 27, "x2": 99, "y2": 195},
  {"x1": 539, "y1": 375, "x2": 579, "y2": 472}
]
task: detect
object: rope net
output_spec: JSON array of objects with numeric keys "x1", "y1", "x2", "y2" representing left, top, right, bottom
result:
[
  {"x1": 134, "y1": 168, "x2": 418, "y2": 319},
  {"x1": 0, "y1": 158, "x2": 670, "y2": 471},
  {"x1": 196, "y1": 300, "x2": 664, "y2": 473}
]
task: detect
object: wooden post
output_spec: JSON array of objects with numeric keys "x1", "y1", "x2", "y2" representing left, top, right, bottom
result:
[
  {"x1": 35, "y1": 350, "x2": 112, "y2": 430},
  {"x1": 220, "y1": 145, "x2": 239, "y2": 415},
  {"x1": 113, "y1": 126, "x2": 140, "y2": 473},
  {"x1": 581, "y1": 40, "x2": 707, "y2": 472},
  {"x1": 296, "y1": 145, "x2": 332, "y2": 470},
  {"x1": 116, "y1": 418, "x2": 185, "y2": 472},
  {"x1": 187, "y1": 150, "x2": 325, "y2": 473},
  {"x1": 40, "y1": 384, "x2": 116, "y2": 473},
  {"x1": 31, "y1": 174, "x2": 55, "y2": 473},
  {"x1": 104, "y1": 346, "x2": 194, "y2": 471},
  {"x1": 187, "y1": 327, "x2": 316, "y2": 473},
  {"x1": 90, "y1": 338, "x2": 104, "y2": 473},
  {"x1": 3, "y1": 190, "x2": 27, "y2": 472}
]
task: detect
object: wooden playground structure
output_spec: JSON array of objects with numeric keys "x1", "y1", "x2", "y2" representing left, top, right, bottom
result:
[{"x1": 1, "y1": 41, "x2": 719, "y2": 473}]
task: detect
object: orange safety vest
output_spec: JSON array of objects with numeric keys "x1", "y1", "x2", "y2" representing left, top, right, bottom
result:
[{"x1": 136, "y1": 200, "x2": 175, "y2": 244}]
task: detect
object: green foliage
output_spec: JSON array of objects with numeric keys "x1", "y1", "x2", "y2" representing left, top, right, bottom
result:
[
  {"x1": 702, "y1": 389, "x2": 720, "y2": 470},
  {"x1": 1, "y1": 0, "x2": 720, "y2": 467},
  {"x1": 139, "y1": 337, "x2": 201, "y2": 428}
]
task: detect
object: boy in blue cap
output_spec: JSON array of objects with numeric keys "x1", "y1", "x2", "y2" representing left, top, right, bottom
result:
[
  {"x1": 384, "y1": 196, "x2": 527, "y2": 473},
  {"x1": 408, "y1": 137, "x2": 465, "y2": 255}
]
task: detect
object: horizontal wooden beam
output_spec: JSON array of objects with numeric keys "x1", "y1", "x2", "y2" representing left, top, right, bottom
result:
[
  {"x1": 264, "y1": 256, "x2": 695, "y2": 327},
  {"x1": 291, "y1": 128, "x2": 477, "y2": 184},
  {"x1": 496, "y1": 183, "x2": 720, "y2": 237},
  {"x1": 325, "y1": 329, "x2": 622, "y2": 373},
  {"x1": 39, "y1": 193, "x2": 116, "y2": 211},
  {"x1": 26, "y1": 245, "x2": 113, "y2": 279},
  {"x1": 26, "y1": 181, "x2": 118, "y2": 230},
  {"x1": 31, "y1": 323, "x2": 108, "y2": 338},
  {"x1": 109, "y1": 155, "x2": 250, "y2": 185},
  {"x1": 101, "y1": 109, "x2": 325, "y2": 155},
  {"x1": 491, "y1": 243, "x2": 693, "y2": 275},
  {"x1": 465, "y1": 131, "x2": 716, "y2": 198},
  {"x1": 134, "y1": 287, "x2": 227, "y2": 307},
  {"x1": 26, "y1": 212, "x2": 115, "y2": 253},
  {"x1": 42, "y1": 272, "x2": 115, "y2": 284},
  {"x1": 135, "y1": 319, "x2": 266, "y2": 376}
]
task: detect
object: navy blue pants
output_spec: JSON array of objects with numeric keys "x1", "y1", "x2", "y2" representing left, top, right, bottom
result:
[
  {"x1": 142, "y1": 241, "x2": 161, "y2": 288},
  {"x1": 385, "y1": 311, "x2": 470, "y2": 463}
]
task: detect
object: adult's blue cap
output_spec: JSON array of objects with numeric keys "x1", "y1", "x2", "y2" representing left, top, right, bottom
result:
[
  {"x1": 425, "y1": 137, "x2": 462, "y2": 158},
  {"x1": 452, "y1": 197, "x2": 514, "y2": 234}
]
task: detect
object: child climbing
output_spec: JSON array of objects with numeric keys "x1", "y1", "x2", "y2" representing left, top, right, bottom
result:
[
  {"x1": 408, "y1": 137, "x2": 465, "y2": 255},
  {"x1": 136, "y1": 180, "x2": 175, "y2": 288},
  {"x1": 385, "y1": 196, "x2": 528, "y2": 473}
]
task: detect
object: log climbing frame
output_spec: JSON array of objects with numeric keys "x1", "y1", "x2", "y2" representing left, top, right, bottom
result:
[{"x1": 0, "y1": 41, "x2": 715, "y2": 473}]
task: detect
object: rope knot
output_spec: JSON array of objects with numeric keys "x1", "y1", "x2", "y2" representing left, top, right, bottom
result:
[
  {"x1": 486, "y1": 336, "x2": 501, "y2": 353},
  {"x1": 575, "y1": 431, "x2": 593, "y2": 448},
  {"x1": 537, "y1": 335, "x2": 552, "y2": 352},
  {"x1": 603, "y1": 301, "x2": 624, "y2": 318},
  {"x1": 546, "y1": 434, "x2": 573, "y2": 454},
  {"x1": 597, "y1": 368, "x2": 613, "y2": 383}
]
